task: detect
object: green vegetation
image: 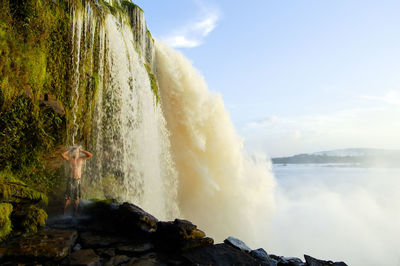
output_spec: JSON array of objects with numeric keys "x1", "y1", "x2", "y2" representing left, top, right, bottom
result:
[
  {"x1": 144, "y1": 64, "x2": 160, "y2": 105},
  {"x1": 0, "y1": 0, "x2": 69, "y2": 194},
  {"x1": 0, "y1": 172, "x2": 48, "y2": 238},
  {"x1": 0, "y1": 172, "x2": 48, "y2": 205},
  {"x1": 0, "y1": 0, "x2": 70, "y2": 240},
  {"x1": 0, "y1": 203, "x2": 13, "y2": 240},
  {"x1": 121, "y1": 0, "x2": 144, "y2": 13},
  {"x1": 21, "y1": 205, "x2": 47, "y2": 234}
]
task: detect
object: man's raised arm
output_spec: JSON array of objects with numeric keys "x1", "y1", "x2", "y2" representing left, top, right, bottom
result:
[
  {"x1": 80, "y1": 150, "x2": 93, "y2": 160},
  {"x1": 61, "y1": 150, "x2": 70, "y2": 161}
]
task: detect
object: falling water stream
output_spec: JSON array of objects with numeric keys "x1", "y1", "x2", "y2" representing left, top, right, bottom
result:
[{"x1": 70, "y1": 0, "x2": 274, "y2": 245}]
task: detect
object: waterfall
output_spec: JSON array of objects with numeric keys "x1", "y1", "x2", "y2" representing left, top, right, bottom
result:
[
  {"x1": 71, "y1": 1, "x2": 179, "y2": 220},
  {"x1": 155, "y1": 41, "x2": 275, "y2": 245},
  {"x1": 69, "y1": 0, "x2": 274, "y2": 245}
]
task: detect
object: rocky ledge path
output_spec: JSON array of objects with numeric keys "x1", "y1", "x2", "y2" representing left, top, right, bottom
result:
[{"x1": 0, "y1": 201, "x2": 348, "y2": 265}]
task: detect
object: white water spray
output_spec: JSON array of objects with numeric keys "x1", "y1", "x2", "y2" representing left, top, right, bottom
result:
[{"x1": 155, "y1": 41, "x2": 275, "y2": 245}]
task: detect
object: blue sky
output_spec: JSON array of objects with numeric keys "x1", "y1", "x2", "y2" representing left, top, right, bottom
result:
[{"x1": 135, "y1": 0, "x2": 400, "y2": 157}]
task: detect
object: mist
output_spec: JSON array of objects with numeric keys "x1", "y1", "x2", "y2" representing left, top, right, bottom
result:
[
  {"x1": 264, "y1": 165, "x2": 400, "y2": 266},
  {"x1": 155, "y1": 41, "x2": 275, "y2": 243}
]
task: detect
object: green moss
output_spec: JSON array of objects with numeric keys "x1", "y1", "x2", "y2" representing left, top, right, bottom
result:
[
  {"x1": 0, "y1": 95, "x2": 65, "y2": 192},
  {"x1": 0, "y1": 203, "x2": 13, "y2": 240},
  {"x1": 21, "y1": 205, "x2": 47, "y2": 234},
  {"x1": 102, "y1": 0, "x2": 118, "y2": 15},
  {"x1": 0, "y1": 172, "x2": 48, "y2": 205},
  {"x1": 121, "y1": 0, "x2": 143, "y2": 12},
  {"x1": 146, "y1": 29, "x2": 154, "y2": 42},
  {"x1": 0, "y1": 0, "x2": 69, "y2": 196},
  {"x1": 144, "y1": 64, "x2": 159, "y2": 105}
]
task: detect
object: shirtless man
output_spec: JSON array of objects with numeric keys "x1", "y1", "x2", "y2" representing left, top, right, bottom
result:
[{"x1": 61, "y1": 146, "x2": 93, "y2": 215}]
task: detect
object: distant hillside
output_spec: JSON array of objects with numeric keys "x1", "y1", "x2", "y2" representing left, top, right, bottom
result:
[{"x1": 272, "y1": 148, "x2": 400, "y2": 167}]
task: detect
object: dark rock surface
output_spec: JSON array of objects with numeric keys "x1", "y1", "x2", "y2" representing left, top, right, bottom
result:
[
  {"x1": 250, "y1": 248, "x2": 277, "y2": 265},
  {"x1": 5, "y1": 229, "x2": 77, "y2": 261},
  {"x1": 183, "y1": 243, "x2": 261, "y2": 265},
  {"x1": 224, "y1": 236, "x2": 252, "y2": 252},
  {"x1": 0, "y1": 201, "x2": 349, "y2": 265},
  {"x1": 304, "y1": 254, "x2": 348, "y2": 266}
]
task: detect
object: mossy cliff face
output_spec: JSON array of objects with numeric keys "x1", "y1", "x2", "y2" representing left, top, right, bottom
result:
[
  {"x1": 0, "y1": 0, "x2": 69, "y2": 191},
  {"x1": 0, "y1": 0, "x2": 159, "y2": 240}
]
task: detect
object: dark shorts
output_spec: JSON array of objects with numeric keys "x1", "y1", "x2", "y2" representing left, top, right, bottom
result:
[{"x1": 65, "y1": 178, "x2": 81, "y2": 200}]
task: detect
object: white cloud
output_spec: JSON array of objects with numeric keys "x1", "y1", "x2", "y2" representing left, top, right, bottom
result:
[
  {"x1": 242, "y1": 106, "x2": 400, "y2": 157},
  {"x1": 362, "y1": 90, "x2": 400, "y2": 105},
  {"x1": 163, "y1": 8, "x2": 219, "y2": 48},
  {"x1": 245, "y1": 115, "x2": 278, "y2": 128},
  {"x1": 164, "y1": 36, "x2": 200, "y2": 48}
]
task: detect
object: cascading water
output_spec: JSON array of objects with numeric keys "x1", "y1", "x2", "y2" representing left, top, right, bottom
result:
[
  {"x1": 155, "y1": 41, "x2": 275, "y2": 245},
  {"x1": 69, "y1": 0, "x2": 274, "y2": 245},
  {"x1": 70, "y1": 1, "x2": 179, "y2": 220},
  {"x1": 70, "y1": 6, "x2": 83, "y2": 145}
]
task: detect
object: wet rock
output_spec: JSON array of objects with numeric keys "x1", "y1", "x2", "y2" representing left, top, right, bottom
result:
[
  {"x1": 118, "y1": 203, "x2": 158, "y2": 234},
  {"x1": 104, "y1": 254, "x2": 130, "y2": 266},
  {"x1": 78, "y1": 200, "x2": 121, "y2": 233},
  {"x1": 304, "y1": 254, "x2": 348, "y2": 266},
  {"x1": 180, "y1": 237, "x2": 214, "y2": 251},
  {"x1": 116, "y1": 242, "x2": 154, "y2": 255},
  {"x1": 5, "y1": 229, "x2": 77, "y2": 261},
  {"x1": 224, "y1": 236, "x2": 252, "y2": 253},
  {"x1": 96, "y1": 248, "x2": 116, "y2": 258},
  {"x1": 46, "y1": 216, "x2": 79, "y2": 230},
  {"x1": 80, "y1": 231, "x2": 129, "y2": 248},
  {"x1": 155, "y1": 219, "x2": 212, "y2": 251},
  {"x1": 250, "y1": 248, "x2": 277, "y2": 265},
  {"x1": 73, "y1": 243, "x2": 82, "y2": 251},
  {"x1": 156, "y1": 219, "x2": 205, "y2": 241},
  {"x1": 183, "y1": 243, "x2": 261, "y2": 265},
  {"x1": 269, "y1": 255, "x2": 305, "y2": 266},
  {"x1": 66, "y1": 249, "x2": 100, "y2": 266},
  {"x1": 124, "y1": 252, "x2": 165, "y2": 266}
]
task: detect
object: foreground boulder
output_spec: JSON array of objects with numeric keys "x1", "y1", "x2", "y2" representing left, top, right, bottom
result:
[
  {"x1": 224, "y1": 236, "x2": 252, "y2": 253},
  {"x1": 156, "y1": 219, "x2": 213, "y2": 251},
  {"x1": 0, "y1": 201, "x2": 349, "y2": 265},
  {"x1": 118, "y1": 202, "x2": 159, "y2": 234},
  {"x1": 4, "y1": 229, "x2": 77, "y2": 262}
]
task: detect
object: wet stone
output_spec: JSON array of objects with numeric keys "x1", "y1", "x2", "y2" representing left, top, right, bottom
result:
[
  {"x1": 304, "y1": 254, "x2": 348, "y2": 266},
  {"x1": 66, "y1": 249, "x2": 100, "y2": 266},
  {"x1": 269, "y1": 255, "x2": 305, "y2": 266},
  {"x1": 104, "y1": 254, "x2": 130, "y2": 266},
  {"x1": 118, "y1": 203, "x2": 158, "y2": 234},
  {"x1": 183, "y1": 243, "x2": 261, "y2": 266},
  {"x1": 80, "y1": 232, "x2": 129, "y2": 248},
  {"x1": 124, "y1": 253, "x2": 165, "y2": 266},
  {"x1": 180, "y1": 237, "x2": 214, "y2": 251},
  {"x1": 116, "y1": 242, "x2": 154, "y2": 254},
  {"x1": 73, "y1": 243, "x2": 82, "y2": 251},
  {"x1": 96, "y1": 248, "x2": 116, "y2": 258},
  {"x1": 250, "y1": 248, "x2": 277, "y2": 265},
  {"x1": 224, "y1": 236, "x2": 252, "y2": 253},
  {"x1": 5, "y1": 229, "x2": 77, "y2": 261}
]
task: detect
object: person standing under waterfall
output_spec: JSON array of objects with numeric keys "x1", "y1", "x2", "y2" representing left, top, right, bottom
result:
[{"x1": 61, "y1": 146, "x2": 93, "y2": 215}]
